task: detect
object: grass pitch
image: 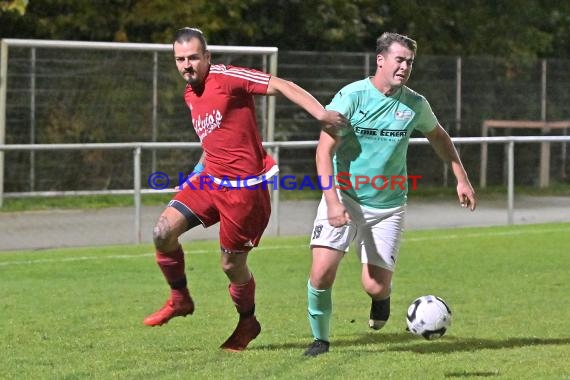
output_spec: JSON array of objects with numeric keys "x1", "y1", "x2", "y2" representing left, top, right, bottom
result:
[{"x1": 1, "y1": 223, "x2": 569, "y2": 379}]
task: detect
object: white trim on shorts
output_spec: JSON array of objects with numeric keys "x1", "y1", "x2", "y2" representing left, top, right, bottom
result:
[
  {"x1": 310, "y1": 192, "x2": 406, "y2": 271},
  {"x1": 209, "y1": 165, "x2": 279, "y2": 187}
]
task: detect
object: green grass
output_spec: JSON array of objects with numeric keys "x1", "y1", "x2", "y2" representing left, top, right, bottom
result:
[
  {"x1": 1, "y1": 224, "x2": 570, "y2": 379},
  {"x1": 2, "y1": 184, "x2": 569, "y2": 212}
]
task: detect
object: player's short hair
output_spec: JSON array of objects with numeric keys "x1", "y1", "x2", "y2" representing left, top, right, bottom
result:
[
  {"x1": 376, "y1": 32, "x2": 417, "y2": 55},
  {"x1": 173, "y1": 27, "x2": 208, "y2": 52}
]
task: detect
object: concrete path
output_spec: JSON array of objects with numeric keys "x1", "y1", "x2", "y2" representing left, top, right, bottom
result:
[{"x1": 0, "y1": 196, "x2": 568, "y2": 251}]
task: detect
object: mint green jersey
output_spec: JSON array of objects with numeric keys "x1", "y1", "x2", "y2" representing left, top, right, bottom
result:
[{"x1": 326, "y1": 78, "x2": 438, "y2": 209}]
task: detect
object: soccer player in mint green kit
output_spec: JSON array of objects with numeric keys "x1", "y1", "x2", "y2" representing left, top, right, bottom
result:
[{"x1": 303, "y1": 32, "x2": 477, "y2": 356}]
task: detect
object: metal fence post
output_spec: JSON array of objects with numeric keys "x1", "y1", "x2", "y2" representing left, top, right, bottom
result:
[
  {"x1": 133, "y1": 146, "x2": 142, "y2": 244},
  {"x1": 539, "y1": 59, "x2": 550, "y2": 188},
  {"x1": 272, "y1": 145, "x2": 280, "y2": 236},
  {"x1": 0, "y1": 40, "x2": 8, "y2": 208},
  {"x1": 507, "y1": 140, "x2": 515, "y2": 225},
  {"x1": 29, "y1": 47, "x2": 36, "y2": 192}
]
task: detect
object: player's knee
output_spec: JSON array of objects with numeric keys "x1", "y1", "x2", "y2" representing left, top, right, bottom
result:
[
  {"x1": 221, "y1": 259, "x2": 241, "y2": 275},
  {"x1": 152, "y1": 224, "x2": 173, "y2": 250},
  {"x1": 310, "y1": 270, "x2": 336, "y2": 289},
  {"x1": 221, "y1": 260, "x2": 232, "y2": 274},
  {"x1": 220, "y1": 251, "x2": 250, "y2": 276},
  {"x1": 363, "y1": 281, "x2": 389, "y2": 299}
]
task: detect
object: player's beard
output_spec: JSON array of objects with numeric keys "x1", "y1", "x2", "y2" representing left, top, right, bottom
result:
[
  {"x1": 184, "y1": 71, "x2": 197, "y2": 85},
  {"x1": 186, "y1": 72, "x2": 205, "y2": 93}
]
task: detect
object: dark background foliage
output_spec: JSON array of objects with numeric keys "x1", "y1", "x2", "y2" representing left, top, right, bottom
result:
[{"x1": 2, "y1": 0, "x2": 570, "y2": 59}]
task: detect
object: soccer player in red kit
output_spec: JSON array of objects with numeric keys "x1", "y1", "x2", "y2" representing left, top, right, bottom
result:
[{"x1": 143, "y1": 27, "x2": 348, "y2": 352}]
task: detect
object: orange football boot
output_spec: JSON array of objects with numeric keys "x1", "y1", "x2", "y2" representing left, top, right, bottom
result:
[{"x1": 143, "y1": 296, "x2": 194, "y2": 326}]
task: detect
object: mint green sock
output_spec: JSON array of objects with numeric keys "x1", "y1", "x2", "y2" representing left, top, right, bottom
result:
[{"x1": 307, "y1": 280, "x2": 332, "y2": 342}]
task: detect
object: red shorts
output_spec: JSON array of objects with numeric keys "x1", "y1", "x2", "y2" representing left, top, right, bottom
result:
[{"x1": 171, "y1": 175, "x2": 271, "y2": 253}]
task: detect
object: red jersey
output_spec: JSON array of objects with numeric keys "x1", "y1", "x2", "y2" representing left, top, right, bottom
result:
[{"x1": 184, "y1": 64, "x2": 277, "y2": 180}]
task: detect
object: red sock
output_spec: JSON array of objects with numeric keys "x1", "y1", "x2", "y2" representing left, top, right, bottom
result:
[
  {"x1": 229, "y1": 275, "x2": 256, "y2": 318},
  {"x1": 156, "y1": 246, "x2": 187, "y2": 291}
]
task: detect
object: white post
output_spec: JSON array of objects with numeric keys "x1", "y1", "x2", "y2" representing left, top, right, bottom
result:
[
  {"x1": 507, "y1": 140, "x2": 515, "y2": 225},
  {"x1": 0, "y1": 40, "x2": 7, "y2": 207},
  {"x1": 133, "y1": 146, "x2": 142, "y2": 244},
  {"x1": 266, "y1": 52, "x2": 278, "y2": 236},
  {"x1": 272, "y1": 145, "x2": 280, "y2": 236},
  {"x1": 539, "y1": 59, "x2": 550, "y2": 188},
  {"x1": 455, "y1": 57, "x2": 462, "y2": 142},
  {"x1": 30, "y1": 47, "x2": 36, "y2": 191},
  {"x1": 562, "y1": 126, "x2": 568, "y2": 180},
  {"x1": 151, "y1": 52, "x2": 158, "y2": 173},
  {"x1": 480, "y1": 124, "x2": 488, "y2": 189}
]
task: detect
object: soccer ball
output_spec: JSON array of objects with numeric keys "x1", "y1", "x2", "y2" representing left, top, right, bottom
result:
[{"x1": 406, "y1": 295, "x2": 452, "y2": 340}]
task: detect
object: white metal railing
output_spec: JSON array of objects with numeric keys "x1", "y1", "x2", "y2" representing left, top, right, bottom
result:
[{"x1": 1, "y1": 136, "x2": 570, "y2": 243}]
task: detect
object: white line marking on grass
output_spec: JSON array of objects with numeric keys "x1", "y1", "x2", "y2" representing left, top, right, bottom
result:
[
  {"x1": 0, "y1": 245, "x2": 304, "y2": 267},
  {"x1": 1, "y1": 226, "x2": 568, "y2": 267},
  {"x1": 0, "y1": 253, "x2": 155, "y2": 266}
]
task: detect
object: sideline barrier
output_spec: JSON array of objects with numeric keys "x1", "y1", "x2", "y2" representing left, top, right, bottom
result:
[{"x1": 2, "y1": 136, "x2": 570, "y2": 242}]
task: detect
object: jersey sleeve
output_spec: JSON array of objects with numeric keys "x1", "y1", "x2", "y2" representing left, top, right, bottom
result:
[
  {"x1": 325, "y1": 87, "x2": 357, "y2": 119},
  {"x1": 216, "y1": 65, "x2": 271, "y2": 96},
  {"x1": 413, "y1": 97, "x2": 439, "y2": 134}
]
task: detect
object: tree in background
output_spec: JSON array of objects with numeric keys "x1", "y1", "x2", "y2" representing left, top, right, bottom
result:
[
  {"x1": 1, "y1": 0, "x2": 570, "y2": 60},
  {"x1": 0, "y1": 0, "x2": 27, "y2": 14}
]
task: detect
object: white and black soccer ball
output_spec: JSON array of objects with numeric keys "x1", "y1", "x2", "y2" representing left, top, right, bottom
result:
[{"x1": 406, "y1": 295, "x2": 452, "y2": 340}]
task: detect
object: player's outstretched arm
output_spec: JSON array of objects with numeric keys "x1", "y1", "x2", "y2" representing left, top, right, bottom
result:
[
  {"x1": 316, "y1": 131, "x2": 351, "y2": 227},
  {"x1": 266, "y1": 76, "x2": 348, "y2": 131},
  {"x1": 425, "y1": 124, "x2": 477, "y2": 211}
]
